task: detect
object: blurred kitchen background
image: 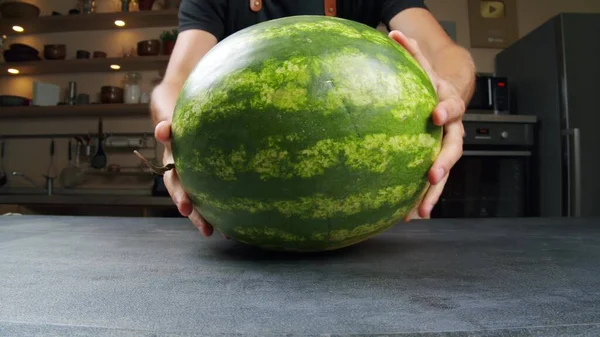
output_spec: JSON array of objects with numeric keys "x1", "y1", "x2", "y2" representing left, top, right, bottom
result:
[{"x1": 1, "y1": 0, "x2": 599, "y2": 219}]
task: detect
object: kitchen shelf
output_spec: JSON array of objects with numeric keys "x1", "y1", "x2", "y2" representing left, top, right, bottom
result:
[
  {"x1": 1, "y1": 55, "x2": 170, "y2": 77},
  {"x1": 0, "y1": 9, "x2": 178, "y2": 36},
  {"x1": 0, "y1": 103, "x2": 149, "y2": 119}
]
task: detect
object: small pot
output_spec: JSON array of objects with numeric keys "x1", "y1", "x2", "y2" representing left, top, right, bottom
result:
[
  {"x1": 137, "y1": 39, "x2": 160, "y2": 56},
  {"x1": 76, "y1": 50, "x2": 90, "y2": 59},
  {"x1": 100, "y1": 86, "x2": 124, "y2": 104},
  {"x1": 93, "y1": 51, "x2": 107, "y2": 58},
  {"x1": 44, "y1": 44, "x2": 66, "y2": 60},
  {"x1": 163, "y1": 40, "x2": 176, "y2": 55},
  {"x1": 138, "y1": 0, "x2": 155, "y2": 10}
]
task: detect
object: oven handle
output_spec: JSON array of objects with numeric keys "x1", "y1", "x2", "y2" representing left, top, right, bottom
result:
[
  {"x1": 462, "y1": 150, "x2": 531, "y2": 157},
  {"x1": 487, "y1": 78, "x2": 493, "y2": 106},
  {"x1": 568, "y1": 128, "x2": 582, "y2": 217}
]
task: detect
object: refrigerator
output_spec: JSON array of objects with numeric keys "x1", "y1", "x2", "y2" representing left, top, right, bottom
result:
[{"x1": 494, "y1": 13, "x2": 600, "y2": 217}]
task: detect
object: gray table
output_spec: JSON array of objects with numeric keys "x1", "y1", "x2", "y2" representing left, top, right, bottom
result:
[{"x1": 1, "y1": 215, "x2": 599, "y2": 336}]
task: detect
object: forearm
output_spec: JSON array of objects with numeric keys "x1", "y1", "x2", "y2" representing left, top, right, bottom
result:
[
  {"x1": 429, "y1": 44, "x2": 476, "y2": 104},
  {"x1": 387, "y1": 8, "x2": 476, "y2": 104},
  {"x1": 151, "y1": 82, "x2": 182, "y2": 126},
  {"x1": 149, "y1": 30, "x2": 218, "y2": 126}
]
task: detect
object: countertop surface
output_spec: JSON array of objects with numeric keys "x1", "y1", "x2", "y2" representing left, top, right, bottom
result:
[{"x1": 1, "y1": 215, "x2": 599, "y2": 336}]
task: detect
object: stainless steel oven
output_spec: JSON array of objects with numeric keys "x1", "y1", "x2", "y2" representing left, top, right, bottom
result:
[{"x1": 431, "y1": 114, "x2": 538, "y2": 218}]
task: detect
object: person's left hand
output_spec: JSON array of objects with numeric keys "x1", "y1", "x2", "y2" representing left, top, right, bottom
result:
[{"x1": 388, "y1": 30, "x2": 467, "y2": 220}]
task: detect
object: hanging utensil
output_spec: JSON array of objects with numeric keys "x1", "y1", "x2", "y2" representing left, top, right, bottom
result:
[
  {"x1": 47, "y1": 139, "x2": 57, "y2": 177},
  {"x1": 42, "y1": 139, "x2": 57, "y2": 196},
  {"x1": 59, "y1": 139, "x2": 85, "y2": 188},
  {"x1": 90, "y1": 117, "x2": 107, "y2": 169}
]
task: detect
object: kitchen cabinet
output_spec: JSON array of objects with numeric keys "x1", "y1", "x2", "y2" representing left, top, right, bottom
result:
[
  {"x1": 0, "y1": 9, "x2": 178, "y2": 37},
  {"x1": 1, "y1": 8, "x2": 177, "y2": 118},
  {"x1": 0, "y1": 55, "x2": 169, "y2": 77},
  {"x1": 0, "y1": 103, "x2": 148, "y2": 119}
]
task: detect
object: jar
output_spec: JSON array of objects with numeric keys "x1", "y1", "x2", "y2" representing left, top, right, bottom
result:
[
  {"x1": 80, "y1": 0, "x2": 96, "y2": 13},
  {"x1": 124, "y1": 72, "x2": 142, "y2": 104},
  {"x1": 121, "y1": 0, "x2": 130, "y2": 12}
]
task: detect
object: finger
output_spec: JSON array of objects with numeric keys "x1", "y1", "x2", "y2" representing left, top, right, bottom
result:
[
  {"x1": 432, "y1": 87, "x2": 466, "y2": 125},
  {"x1": 403, "y1": 206, "x2": 421, "y2": 223},
  {"x1": 154, "y1": 120, "x2": 172, "y2": 144},
  {"x1": 418, "y1": 173, "x2": 449, "y2": 218},
  {"x1": 429, "y1": 120, "x2": 463, "y2": 184},
  {"x1": 388, "y1": 30, "x2": 435, "y2": 81},
  {"x1": 403, "y1": 182, "x2": 430, "y2": 222},
  {"x1": 163, "y1": 169, "x2": 193, "y2": 217},
  {"x1": 189, "y1": 207, "x2": 214, "y2": 237}
]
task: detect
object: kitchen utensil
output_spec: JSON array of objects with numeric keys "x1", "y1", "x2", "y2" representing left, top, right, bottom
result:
[
  {"x1": 100, "y1": 86, "x2": 124, "y2": 104},
  {"x1": 93, "y1": 51, "x2": 107, "y2": 58},
  {"x1": 67, "y1": 81, "x2": 77, "y2": 105},
  {"x1": 0, "y1": 1, "x2": 40, "y2": 18},
  {"x1": 47, "y1": 139, "x2": 57, "y2": 178},
  {"x1": 121, "y1": 0, "x2": 131, "y2": 12},
  {"x1": 137, "y1": 40, "x2": 160, "y2": 56},
  {"x1": 76, "y1": 93, "x2": 90, "y2": 105},
  {"x1": 44, "y1": 44, "x2": 67, "y2": 60},
  {"x1": 60, "y1": 140, "x2": 85, "y2": 188},
  {"x1": 0, "y1": 95, "x2": 30, "y2": 107},
  {"x1": 138, "y1": 0, "x2": 155, "y2": 11},
  {"x1": 91, "y1": 118, "x2": 107, "y2": 169},
  {"x1": 81, "y1": 0, "x2": 95, "y2": 13},
  {"x1": 124, "y1": 72, "x2": 142, "y2": 104},
  {"x1": 41, "y1": 139, "x2": 57, "y2": 195},
  {"x1": 0, "y1": 141, "x2": 7, "y2": 187},
  {"x1": 3, "y1": 49, "x2": 41, "y2": 62},
  {"x1": 76, "y1": 50, "x2": 90, "y2": 59},
  {"x1": 9, "y1": 43, "x2": 39, "y2": 56}
]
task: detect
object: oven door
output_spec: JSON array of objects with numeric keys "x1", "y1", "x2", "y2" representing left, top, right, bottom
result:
[{"x1": 431, "y1": 149, "x2": 534, "y2": 218}]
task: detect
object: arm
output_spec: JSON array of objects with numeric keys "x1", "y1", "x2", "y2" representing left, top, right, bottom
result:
[
  {"x1": 151, "y1": 30, "x2": 217, "y2": 236},
  {"x1": 388, "y1": 8, "x2": 476, "y2": 105},
  {"x1": 150, "y1": 0, "x2": 226, "y2": 236},
  {"x1": 151, "y1": 29, "x2": 217, "y2": 125},
  {"x1": 151, "y1": 0, "x2": 226, "y2": 125}
]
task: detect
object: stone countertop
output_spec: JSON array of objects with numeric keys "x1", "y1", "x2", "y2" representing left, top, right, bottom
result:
[{"x1": 0, "y1": 215, "x2": 599, "y2": 336}]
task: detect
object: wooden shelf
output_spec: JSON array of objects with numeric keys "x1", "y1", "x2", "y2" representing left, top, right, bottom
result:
[
  {"x1": 0, "y1": 9, "x2": 178, "y2": 36},
  {"x1": 0, "y1": 103, "x2": 149, "y2": 119},
  {"x1": 1, "y1": 55, "x2": 170, "y2": 77}
]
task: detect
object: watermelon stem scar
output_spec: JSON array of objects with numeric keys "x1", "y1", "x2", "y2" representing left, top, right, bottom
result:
[{"x1": 134, "y1": 150, "x2": 175, "y2": 175}]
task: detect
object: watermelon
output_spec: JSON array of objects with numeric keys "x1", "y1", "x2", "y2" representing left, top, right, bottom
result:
[{"x1": 170, "y1": 15, "x2": 441, "y2": 252}]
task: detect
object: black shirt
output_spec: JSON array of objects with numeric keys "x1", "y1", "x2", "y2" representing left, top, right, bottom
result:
[{"x1": 178, "y1": 0, "x2": 428, "y2": 41}]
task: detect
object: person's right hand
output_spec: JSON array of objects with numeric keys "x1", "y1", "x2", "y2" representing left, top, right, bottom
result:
[{"x1": 154, "y1": 120, "x2": 215, "y2": 237}]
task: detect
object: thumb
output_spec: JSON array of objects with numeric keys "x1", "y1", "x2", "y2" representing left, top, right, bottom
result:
[{"x1": 154, "y1": 120, "x2": 172, "y2": 144}]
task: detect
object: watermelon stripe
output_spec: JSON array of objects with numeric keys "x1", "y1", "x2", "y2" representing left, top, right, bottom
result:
[
  {"x1": 189, "y1": 182, "x2": 420, "y2": 219},
  {"x1": 197, "y1": 195, "x2": 415, "y2": 252},
  {"x1": 173, "y1": 48, "x2": 433, "y2": 129},
  {"x1": 177, "y1": 132, "x2": 438, "y2": 181}
]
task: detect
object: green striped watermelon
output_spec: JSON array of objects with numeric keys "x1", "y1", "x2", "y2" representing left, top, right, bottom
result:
[{"x1": 170, "y1": 15, "x2": 441, "y2": 252}]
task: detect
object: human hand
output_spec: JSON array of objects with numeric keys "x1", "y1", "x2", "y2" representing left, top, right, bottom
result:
[
  {"x1": 154, "y1": 120, "x2": 215, "y2": 237},
  {"x1": 388, "y1": 30, "x2": 466, "y2": 220}
]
